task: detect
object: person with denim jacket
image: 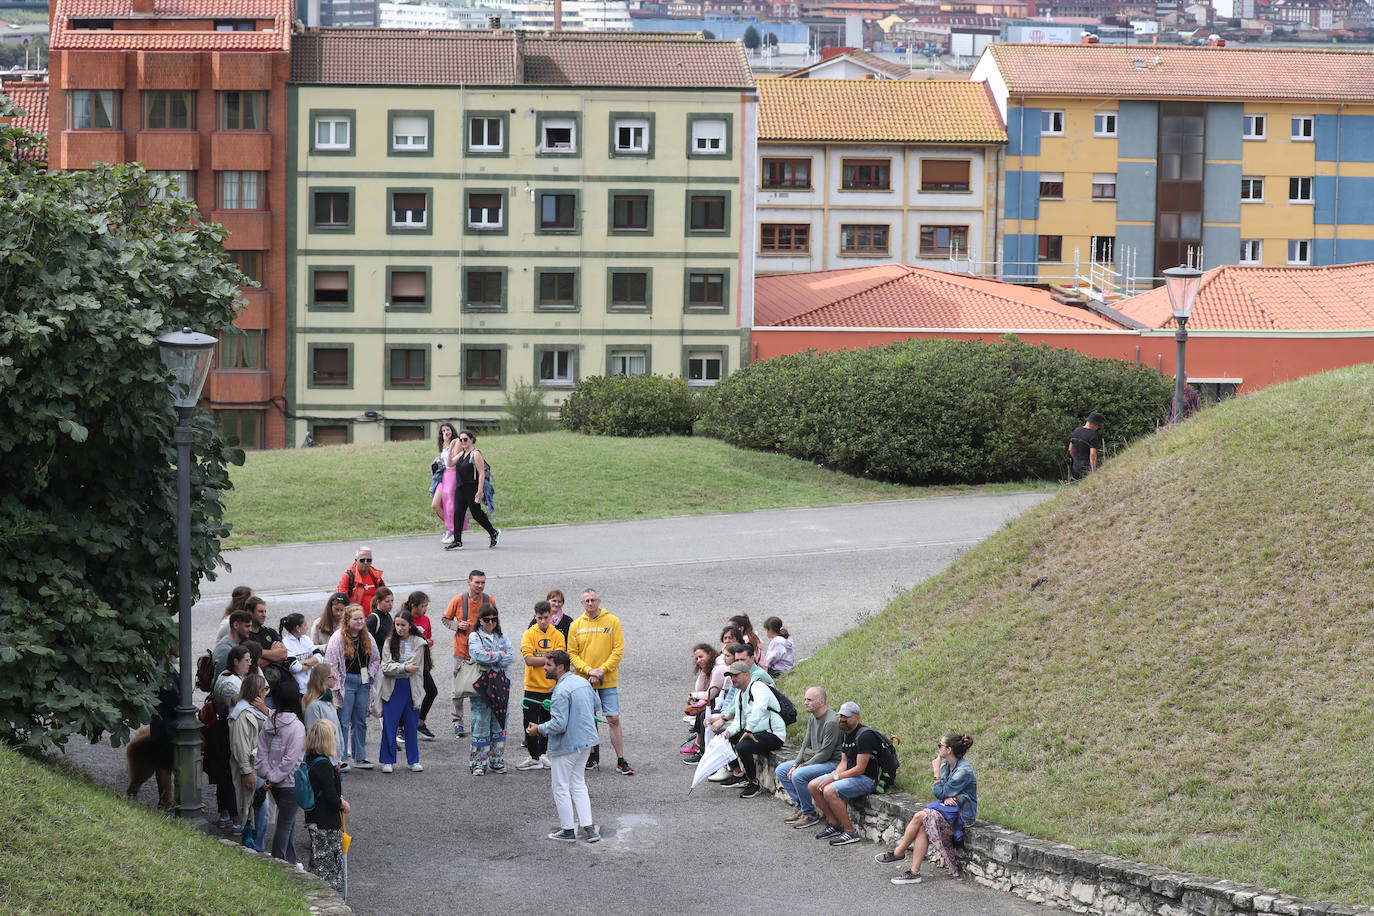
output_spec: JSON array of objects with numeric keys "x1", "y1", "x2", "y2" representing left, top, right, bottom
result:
[
  {"x1": 875, "y1": 732, "x2": 977, "y2": 884},
  {"x1": 528, "y1": 650, "x2": 601, "y2": 843}
]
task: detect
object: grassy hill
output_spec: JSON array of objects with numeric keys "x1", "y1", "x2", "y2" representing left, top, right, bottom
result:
[
  {"x1": 797, "y1": 363, "x2": 1374, "y2": 904},
  {"x1": 0, "y1": 744, "x2": 309, "y2": 915},
  {"x1": 223, "y1": 431, "x2": 1043, "y2": 546}
]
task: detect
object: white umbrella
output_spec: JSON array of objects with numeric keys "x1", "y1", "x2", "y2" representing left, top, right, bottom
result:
[{"x1": 689, "y1": 730, "x2": 738, "y2": 793}]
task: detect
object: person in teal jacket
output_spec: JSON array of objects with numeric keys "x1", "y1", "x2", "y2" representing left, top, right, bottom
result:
[{"x1": 875, "y1": 732, "x2": 977, "y2": 885}]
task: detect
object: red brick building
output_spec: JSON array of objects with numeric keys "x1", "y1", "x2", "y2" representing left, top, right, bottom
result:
[{"x1": 47, "y1": 0, "x2": 295, "y2": 448}]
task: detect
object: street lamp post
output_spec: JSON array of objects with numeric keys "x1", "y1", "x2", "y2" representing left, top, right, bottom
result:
[
  {"x1": 1162, "y1": 266, "x2": 1203, "y2": 425},
  {"x1": 156, "y1": 327, "x2": 218, "y2": 818}
]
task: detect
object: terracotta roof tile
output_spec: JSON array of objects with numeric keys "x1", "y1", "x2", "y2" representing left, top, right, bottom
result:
[
  {"x1": 757, "y1": 265, "x2": 1122, "y2": 330},
  {"x1": 1116, "y1": 262, "x2": 1374, "y2": 331},
  {"x1": 52, "y1": 0, "x2": 294, "y2": 51},
  {"x1": 985, "y1": 43, "x2": 1374, "y2": 102},
  {"x1": 758, "y1": 78, "x2": 1005, "y2": 143},
  {"x1": 291, "y1": 29, "x2": 754, "y2": 88},
  {"x1": 1, "y1": 80, "x2": 48, "y2": 134}
]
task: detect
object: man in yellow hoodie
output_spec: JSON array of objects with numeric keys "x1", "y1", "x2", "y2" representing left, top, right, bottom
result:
[{"x1": 568, "y1": 589, "x2": 630, "y2": 775}]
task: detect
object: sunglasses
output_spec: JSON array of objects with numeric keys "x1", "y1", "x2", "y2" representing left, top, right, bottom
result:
[
  {"x1": 357, "y1": 558, "x2": 372, "y2": 564},
  {"x1": 458, "y1": 436, "x2": 471, "y2": 441},
  {"x1": 480, "y1": 615, "x2": 498, "y2": 622}
]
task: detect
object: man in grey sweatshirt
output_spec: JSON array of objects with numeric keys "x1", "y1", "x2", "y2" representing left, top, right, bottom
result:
[{"x1": 778, "y1": 686, "x2": 842, "y2": 828}]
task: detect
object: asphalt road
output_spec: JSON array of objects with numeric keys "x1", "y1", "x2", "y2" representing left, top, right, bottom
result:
[{"x1": 63, "y1": 492, "x2": 1055, "y2": 916}]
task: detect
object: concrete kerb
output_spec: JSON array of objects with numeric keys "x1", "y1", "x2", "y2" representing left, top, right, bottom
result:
[
  {"x1": 753, "y1": 746, "x2": 1372, "y2": 916},
  {"x1": 216, "y1": 838, "x2": 353, "y2": 916}
]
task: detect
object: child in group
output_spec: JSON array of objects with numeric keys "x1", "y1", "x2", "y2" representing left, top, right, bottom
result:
[{"x1": 762, "y1": 617, "x2": 794, "y2": 677}]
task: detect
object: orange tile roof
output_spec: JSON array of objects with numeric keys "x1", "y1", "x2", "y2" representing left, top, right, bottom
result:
[
  {"x1": 758, "y1": 78, "x2": 1005, "y2": 143},
  {"x1": 291, "y1": 29, "x2": 754, "y2": 89},
  {"x1": 1, "y1": 80, "x2": 48, "y2": 135},
  {"x1": 756, "y1": 265, "x2": 1123, "y2": 330},
  {"x1": 1116, "y1": 262, "x2": 1374, "y2": 331},
  {"x1": 985, "y1": 43, "x2": 1374, "y2": 101},
  {"x1": 51, "y1": 0, "x2": 294, "y2": 51}
]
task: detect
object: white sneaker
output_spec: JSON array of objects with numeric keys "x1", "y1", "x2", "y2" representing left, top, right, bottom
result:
[
  {"x1": 441, "y1": 531, "x2": 455, "y2": 545},
  {"x1": 707, "y1": 767, "x2": 731, "y2": 782},
  {"x1": 408, "y1": 763, "x2": 424, "y2": 772},
  {"x1": 381, "y1": 764, "x2": 394, "y2": 773},
  {"x1": 539, "y1": 755, "x2": 552, "y2": 769},
  {"x1": 515, "y1": 757, "x2": 542, "y2": 771}
]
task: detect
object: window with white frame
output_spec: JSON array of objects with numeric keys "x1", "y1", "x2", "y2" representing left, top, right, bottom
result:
[
  {"x1": 1092, "y1": 173, "x2": 1116, "y2": 200},
  {"x1": 392, "y1": 116, "x2": 429, "y2": 152},
  {"x1": 1287, "y1": 239, "x2": 1311, "y2": 265},
  {"x1": 314, "y1": 115, "x2": 350, "y2": 150},
  {"x1": 217, "y1": 171, "x2": 262, "y2": 209},
  {"x1": 1038, "y1": 172, "x2": 1064, "y2": 200},
  {"x1": 690, "y1": 118, "x2": 727, "y2": 154},
  {"x1": 391, "y1": 192, "x2": 427, "y2": 228},
  {"x1": 1040, "y1": 109, "x2": 1065, "y2": 136},
  {"x1": 687, "y1": 350, "x2": 723, "y2": 385},
  {"x1": 148, "y1": 170, "x2": 193, "y2": 200},
  {"x1": 1093, "y1": 111, "x2": 1117, "y2": 137},
  {"x1": 468, "y1": 116, "x2": 503, "y2": 152},
  {"x1": 1243, "y1": 114, "x2": 1266, "y2": 140},
  {"x1": 467, "y1": 192, "x2": 503, "y2": 230},
  {"x1": 614, "y1": 118, "x2": 650, "y2": 154},
  {"x1": 609, "y1": 350, "x2": 647, "y2": 376},
  {"x1": 1291, "y1": 116, "x2": 1314, "y2": 140},
  {"x1": 1289, "y1": 176, "x2": 1313, "y2": 203},
  {"x1": 540, "y1": 118, "x2": 577, "y2": 153},
  {"x1": 538, "y1": 348, "x2": 575, "y2": 385},
  {"x1": 70, "y1": 89, "x2": 118, "y2": 129},
  {"x1": 1240, "y1": 239, "x2": 1262, "y2": 264},
  {"x1": 1241, "y1": 176, "x2": 1264, "y2": 201}
]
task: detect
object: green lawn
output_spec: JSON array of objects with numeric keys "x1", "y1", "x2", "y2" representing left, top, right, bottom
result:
[
  {"x1": 0, "y1": 744, "x2": 310, "y2": 916},
  {"x1": 223, "y1": 431, "x2": 1047, "y2": 546},
  {"x1": 789, "y1": 363, "x2": 1374, "y2": 904}
]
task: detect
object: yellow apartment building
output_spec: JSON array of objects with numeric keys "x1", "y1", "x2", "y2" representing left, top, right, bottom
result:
[
  {"x1": 972, "y1": 44, "x2": 1374, "y2": 285},
  {"x1": 755, "y1": 78, "x2": 1007, "y2": 275},
  {"x1": 288, "y1": 29, "x2": 756, "y2": 444}
]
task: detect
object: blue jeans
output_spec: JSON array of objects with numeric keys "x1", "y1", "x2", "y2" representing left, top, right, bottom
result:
[
  {"x1": 775, "y1": 760, "x2": 837, "y2": 814},
  {"x1": 341, "y1": 673, "x2": 371, "y2": 762},
  {"x1": 379, "y1": 680, "x2": 418, "y2": 766}
]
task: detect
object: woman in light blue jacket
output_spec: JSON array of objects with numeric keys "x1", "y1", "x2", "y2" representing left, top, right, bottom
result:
[
  {"x1": 876, "y1": 732, "x2": 978, "y2": 884},
  {"x1": 467, "y1": 607, "x2": 513, "y2": 775}
]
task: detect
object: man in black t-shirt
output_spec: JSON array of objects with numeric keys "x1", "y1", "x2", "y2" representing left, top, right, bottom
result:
[
  {"x1": 1068, "y1": 411, "x2": 1103, "y2": 480},
  {"x1": 244, "y1": 597, "x2": 290, "y2": 690},
  {"x1": 807, "y1": 701, "x2": 878, "y2": 847}
]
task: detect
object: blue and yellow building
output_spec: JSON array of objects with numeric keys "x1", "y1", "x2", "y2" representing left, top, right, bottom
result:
[{"x1": 972, "y1": 44, "x2": 1374, "y2": 281}]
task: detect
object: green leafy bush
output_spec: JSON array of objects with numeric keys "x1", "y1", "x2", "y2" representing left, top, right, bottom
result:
[
  {"x1": 560, "y1": 374, "x2": 700, "y2": 437},
  {"x1": 701, "y1": 336, "x2": 1173, "y2": 483},
  {"x1": 0, "y1": 99, "x2": 243, "y2": 750},
  {"x1": 502, "y1": 381, "x2": 556, "y2": 433}
]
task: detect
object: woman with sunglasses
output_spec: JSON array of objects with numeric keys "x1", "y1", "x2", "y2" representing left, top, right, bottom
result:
[
  {"x1": 311, "y1": 593, "x2": 348, "y2": 649},
  {"x1": 874, "y1": 732, "x2": 977, "y2": 884},
  {"x1": 466, "y1": 607, "x2": 513, "y2": 774},
  {"x1": 445, "y1": 428, "x2": 500, "y2": 550}
]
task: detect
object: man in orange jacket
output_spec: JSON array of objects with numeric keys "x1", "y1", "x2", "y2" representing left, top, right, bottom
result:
[{"x1": 338, "y1": 546, "x2": 385, "y2": 612}]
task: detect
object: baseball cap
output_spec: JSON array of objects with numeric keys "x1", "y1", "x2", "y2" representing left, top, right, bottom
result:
[
  {"x1": 838, "y1": 701, "x2": 860, "y2": 717},
  {"x1": 725, "y1": 660, "x2": 751, "y2": 675}
]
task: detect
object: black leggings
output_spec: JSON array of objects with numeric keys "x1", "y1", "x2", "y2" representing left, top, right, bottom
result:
[
  {"x1": 733, "y1": 731, "x2": 783, "y2": 782},
  {"x1": 453, "y1": 484, "x2": 497, "y2": 540},
  {"x1": 419, "y1": 668, "x2": 438, "y2": 722}
]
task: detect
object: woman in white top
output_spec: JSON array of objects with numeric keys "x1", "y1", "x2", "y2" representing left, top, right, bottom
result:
[
  {"x1": 375, "y1": 611, "x2": 426, "y2": 773},
  {"x1": 281, "y1": 612, "x2": 322, "y2": 693}
]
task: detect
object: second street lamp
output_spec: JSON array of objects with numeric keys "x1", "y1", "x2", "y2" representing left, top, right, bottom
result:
[{"x1": 1162, "y1": 266, "x2": 1202, "y2": 425}]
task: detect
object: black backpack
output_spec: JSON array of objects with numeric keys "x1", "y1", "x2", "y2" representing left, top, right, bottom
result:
[
  {"x1": 766, "y1": 684, "x2": 797, "y2": 726},
  {"x1": 858, "y1": 726, "x2": 902, "y2": 794}
]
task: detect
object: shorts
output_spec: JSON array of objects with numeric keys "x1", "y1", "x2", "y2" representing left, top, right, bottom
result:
[
  {"x1": 830, "y1": 774, "x2": 876, "y2": 799},
  {"x1": 594, "y1": 686, "x2": 619, "y2": 717}
]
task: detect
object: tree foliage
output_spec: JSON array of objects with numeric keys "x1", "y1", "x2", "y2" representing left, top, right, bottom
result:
[
  {"x1": 701, "y1": 336, "x2": 1174, "y2": 484},
  {"x1": 0, "y1": 97, "x2": 245, "y2": 751},
  {"x1": 742, "y1": 25, "x2": 761, "y2": 49}
]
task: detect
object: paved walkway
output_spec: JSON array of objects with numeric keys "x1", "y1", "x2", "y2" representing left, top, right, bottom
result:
[{"x1": 66, "y1": 493, "x2": 1055, "y2": 916}]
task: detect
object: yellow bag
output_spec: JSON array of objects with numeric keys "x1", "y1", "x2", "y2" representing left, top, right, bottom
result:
[{"x1": 341, "y1": 813, "x2": 352, "y2": 855}]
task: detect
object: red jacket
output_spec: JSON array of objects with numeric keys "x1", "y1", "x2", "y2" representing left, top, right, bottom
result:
[{"x1": 339, "y1": 563, "x2": 385, "y2": 612}]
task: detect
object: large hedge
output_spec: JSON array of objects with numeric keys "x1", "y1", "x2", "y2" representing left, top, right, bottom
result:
[
  {"x1": 0, "y1": 98, "x2": 244, "y2": 750},
  {"x1": 700, "y1": 336, "x2": 1173, "y2": 483},
  {"x1": 560, "y1": 374, "x2": 699, "y2": 436}
]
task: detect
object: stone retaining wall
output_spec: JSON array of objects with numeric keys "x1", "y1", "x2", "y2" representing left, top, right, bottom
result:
[
  {"x1": 218, "y1": 837, "x2": 353, "y2": 915},
  {"x1": 755, "y1": 749, "x2": 1368, "y2": 916}
]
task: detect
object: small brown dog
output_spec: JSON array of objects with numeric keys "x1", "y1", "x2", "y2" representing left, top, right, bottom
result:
[{"x1": 125, "y1": 726, "x2": 174, "y2": 810}]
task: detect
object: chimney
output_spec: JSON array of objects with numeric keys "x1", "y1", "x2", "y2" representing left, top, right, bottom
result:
[
  {"x1": 554, "y1": 0, "x2": 563, "y2": 30},
  {"x1": 132, "y1": 0, "x2": 153, "y2": 12},
  {"x1": 488, "y1": 14, "x2": 501, "y2": 27},
  {"x1": 513, "y1": 29, "x2": 525, "y2": 83}
]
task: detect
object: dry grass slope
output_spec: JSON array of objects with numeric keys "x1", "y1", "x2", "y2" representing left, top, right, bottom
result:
[{"x1": 798, "y1": 363, "x2": 1374, "y2": 904}]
